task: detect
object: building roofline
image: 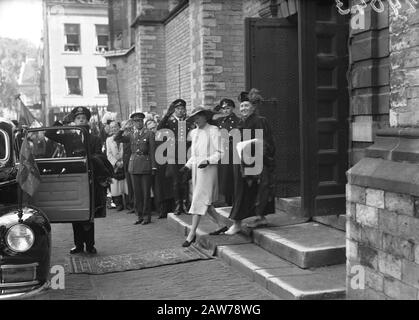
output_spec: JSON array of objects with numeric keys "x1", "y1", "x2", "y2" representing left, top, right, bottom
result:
[{"x1": 130, "y1": 0, "x2": 189, "y2": 28}]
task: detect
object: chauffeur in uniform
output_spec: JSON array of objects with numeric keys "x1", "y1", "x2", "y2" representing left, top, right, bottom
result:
[
  {"x1": 157, "y1": 99, "x2": 193, "y2": 215},
  {"x1": 114, "y1": 112, "x2": 157, "y2": 225},
  {"x1": 45, "y1": 106, "x2": 106, "y2": 254}
]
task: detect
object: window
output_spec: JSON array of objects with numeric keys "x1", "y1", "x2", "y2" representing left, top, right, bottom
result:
[
  {"x1": 0, "y1": 129, "x2": 9, "y2": 162},
  {"x1": 97, "y1": 67, "x2": 107, "y2": 94},
  {"x1": 65, "y1": 67, "x2": 82, "y2": 95},
  {"x1": 64, "y1": 24, "x2": 80, "y2": 52},
  {"x1": 96, "y1": 25, "x2": 109, "y2": 53}
]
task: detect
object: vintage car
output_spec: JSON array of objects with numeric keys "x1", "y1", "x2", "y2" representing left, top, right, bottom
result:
[{"x1": 0, "y1": 118, "x2": 99, "y2": 299}]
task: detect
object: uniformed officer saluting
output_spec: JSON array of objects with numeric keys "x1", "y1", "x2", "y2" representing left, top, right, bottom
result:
[
  {"x1": 157, "y1": 99, "x2": 193, "y2": 215},
  {"x1": 114, "y1": 112, "x2": 157, "y2": 225},
  {"x1": 45, "y1": 106, "x2": 107, "y2": 254}
]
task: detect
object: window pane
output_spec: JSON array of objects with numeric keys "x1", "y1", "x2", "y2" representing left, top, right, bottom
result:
[
  {"x1": 96, "y1": 24, "x2": 108, "y2": 35},
  {"x1": 0, "y1": 131, "x2": 7, "y2": 160},
  {"x1": 97, "y1": 67, "x2": 107, "y2": 77},
  {"x1": 67, "y1": 78, "x2": 81, "y2": 95},
  {"x1": 65, "y1": 24, "x2": 80, "y2": 34},
  {"x1": 98, "y1": 78, "x2": 107, "y2": 94},
  {"x1": 30, "y1": 128, "x2": 87, "y2": 159},
  {"x1": 97, "y1": 35, "x2": 108, "y2": 46},
  {"x1": 66, "y1": 34, "x2": 79, "y2": 45},
  {"x1": 65, "y1": 67, "x2": 81, "y2": 77}
]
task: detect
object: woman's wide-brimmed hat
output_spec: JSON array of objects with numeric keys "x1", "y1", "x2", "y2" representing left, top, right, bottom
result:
[{"x1": 187, "y1": 106, "x2": 214, "y2": 120}]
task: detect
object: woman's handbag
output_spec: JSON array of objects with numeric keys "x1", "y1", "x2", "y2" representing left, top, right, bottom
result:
[{"x1": 113, "y1": 164, "x2": 125, "y2": 180}]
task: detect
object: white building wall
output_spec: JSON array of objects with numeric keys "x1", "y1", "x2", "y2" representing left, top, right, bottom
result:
[{"x1": 47, "y1": 12, "x2": 108, "y2": 107}]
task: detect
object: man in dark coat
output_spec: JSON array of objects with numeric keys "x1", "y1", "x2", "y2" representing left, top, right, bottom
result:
[
  {"x1": 45, "y1": 106, "x2": 109, "y2": 254},
  {"x1": 214, "y1": 98, "x2": 240, "y2": 207},
  {"x1": 157, "y1": 99, "x2": 193, "y2": 215},
  {"x1": 114, "y1": 112, "x2": 157, "y2": 225}
]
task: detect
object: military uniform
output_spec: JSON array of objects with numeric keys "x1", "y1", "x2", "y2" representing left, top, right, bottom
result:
[
  {"x1": 215, "y1": 112, "x2": 240, "y2": 205},
  {"x1": 115, "y1": 117, "x2": 157, "y2": 224},
  {"x1": 157, "y1": 99, "x2": 193, "y2": 214}
]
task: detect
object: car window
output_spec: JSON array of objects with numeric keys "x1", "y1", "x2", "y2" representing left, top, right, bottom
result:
[
  {"x1": 0, "y1": 129, "x2": 9, "y2": 163},
  {"x1": 28, "y1": 128, "x2": 88, "y2": 159}
]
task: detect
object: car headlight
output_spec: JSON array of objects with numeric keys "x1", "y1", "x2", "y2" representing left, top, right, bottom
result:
[{"x1": 6, "y1": 224, "x2": 35, "y2": 253}]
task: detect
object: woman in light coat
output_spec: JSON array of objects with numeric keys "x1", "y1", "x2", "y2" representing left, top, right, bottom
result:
[
  {"x1": 180, "y1": 107, "x2": 224, "y2": 247},
  {"x1": 106, "y1": 121, "x2": 127, "y2": 211}
]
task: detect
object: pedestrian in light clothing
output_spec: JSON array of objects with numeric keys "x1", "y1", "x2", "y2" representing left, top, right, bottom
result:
[
  {"x1": 179, "y1": 107, "x2": 224, "y2": 247},
  {"x1": 114, "y1": 112, "x2": 157, "y2": 225},
  {"x1": 106, "y1": 121, "x2": 127, "y2": 211}
]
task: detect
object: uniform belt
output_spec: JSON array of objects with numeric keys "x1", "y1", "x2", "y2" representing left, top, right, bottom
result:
[{"x1": 135, "y1": 151, "x2": 149, "y2": 156}]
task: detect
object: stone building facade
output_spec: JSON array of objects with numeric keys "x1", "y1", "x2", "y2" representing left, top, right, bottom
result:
[
  {"x1": 106, "y1": 0, "x2": 293, "y2": 116},
  {"x1": 346, "y1": 2, "x2": 419, "y2": 299}
]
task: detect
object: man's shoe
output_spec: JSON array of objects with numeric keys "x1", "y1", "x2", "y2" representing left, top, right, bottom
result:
[
  {"x1": 134, "y1": 218, "x2": 144, "y2": 225},
  {"x1": 141, "y1": 217, "x2": 151, "y2": 225},
  {"x1": 70, "y1": 246, "x2": 84, "y2": 254},
  {"x1": 86, "y1": 247, "x2": 97, "y2": 254},
  {"x1": 209, "y1": 226, "x2": 228, "y2": 236},
  {"x1": 245, "y1": 217, "x2": 268, "y2": 228}
]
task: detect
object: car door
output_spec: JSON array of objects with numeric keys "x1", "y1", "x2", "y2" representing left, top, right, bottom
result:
[{"x1": 27, "y1": 127, "x2": 94, "y2": 223}]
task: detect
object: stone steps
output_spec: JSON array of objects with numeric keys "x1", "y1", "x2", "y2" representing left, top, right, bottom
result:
[{"x1": 167, "y1": 212, "x2": 346, "y2": 300}]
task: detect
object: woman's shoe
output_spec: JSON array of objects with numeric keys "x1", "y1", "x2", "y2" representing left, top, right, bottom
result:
[
  {"x1": 225, "y1": 224, "x2": 241, "y2": 235},
  {"x1": 209, "y1": 226, "x2": 228, "y2": 236},
  {"x1": 182, "y1": 235, "x2": 196, "y2": 247}
]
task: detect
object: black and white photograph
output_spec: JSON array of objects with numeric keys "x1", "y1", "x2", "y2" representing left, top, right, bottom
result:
[{"x1": 0, "y1": 0, "x2": 419, "y2": 307}]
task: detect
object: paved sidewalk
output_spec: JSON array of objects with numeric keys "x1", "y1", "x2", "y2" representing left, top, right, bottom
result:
[{"x1": 33, "y1": 209, "x2": 278, "y2": 300}]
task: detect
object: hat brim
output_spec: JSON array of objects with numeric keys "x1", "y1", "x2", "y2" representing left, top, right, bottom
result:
[{"x1": 187, "y1": 109, "x2": 214, "y2": 120}]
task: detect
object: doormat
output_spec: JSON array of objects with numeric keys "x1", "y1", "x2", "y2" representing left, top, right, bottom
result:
[{"x1": 67, "y1": 246, "x2": 213, "y2": 275}]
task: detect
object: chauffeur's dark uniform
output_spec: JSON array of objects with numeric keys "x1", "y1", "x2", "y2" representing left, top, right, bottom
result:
[
  {"x1": 45, "y1": 124, "x2": 104, "y2": 251},
  {"x1": 157, "y1": 110, "x2": 193, "y2": 214},
  {"x1": 215, "y1": 112, "x2": 240, "y2": 205},
  {"x1": 115, "y1": 127, "x2": 157, "y2": 223}
]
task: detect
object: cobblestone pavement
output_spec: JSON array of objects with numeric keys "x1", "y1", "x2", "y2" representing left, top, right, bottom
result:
[{"x1": 33, "y1": 209, "x2": 278, "y2": 300}]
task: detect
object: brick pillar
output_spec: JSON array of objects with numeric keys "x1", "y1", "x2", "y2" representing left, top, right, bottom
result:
[
  {"x1": 134, "y1": 0, "x2": 168, "y2": 112},
  {"x1": 190, "y1": 0, "x2": 245, "y2": 109}
]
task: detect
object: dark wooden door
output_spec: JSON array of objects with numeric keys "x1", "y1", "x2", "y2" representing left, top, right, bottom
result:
[
  {"x1": 299, "y1": 0, "x2": 349, "y2": 217},
  {"x1": 245, "y1": 18, "x2": 300, "y2": 197}
]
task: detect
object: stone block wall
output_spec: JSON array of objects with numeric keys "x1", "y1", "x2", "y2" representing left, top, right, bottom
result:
[
  {"x1": 389, "y1": 4, "x2": 419, "y2": 126},
  {"x1": 165, "y1": 5, "x2": 191, "y2": 110},
  {"x1": 346, "y1": 183, "x2": 419, "y2": 299}
]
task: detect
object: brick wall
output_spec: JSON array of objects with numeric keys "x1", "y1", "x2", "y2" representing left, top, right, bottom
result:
[
  {"x1": 349, "y1": 0, "x2": 390, "y2": 165},
  {"x1": 165, "y1": 6, "x2": 191, "y2": 111},
  {"x1": 106, "y1": 49, "x2": 137, "y2": 120},
  {"x1": 389, "y1": 6, "x2": 419, "y2": 126},
  {"x1": 346, "y1": 182, "x2": 419, "y2": 299},
  {"x1": 135, "y1": 24, "x2": 167, "y2": 113}
]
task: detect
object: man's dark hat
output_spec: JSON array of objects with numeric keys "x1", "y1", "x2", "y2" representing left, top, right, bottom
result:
[
  {"x1": 170, "y1": 99, "x2": 186, "y2": 109},
  {"x1": 238, "y1": 91, "x2": 250, "y2": 103},
  {"x1": 187, "y1": 106, "x2": 213, "y2": 120},
  {"x1": 71, "y1": 106, "x2": 91, "y2": 121},
  {"x1": 130, "y1": 112, "x2": 145, "y2": 120}
]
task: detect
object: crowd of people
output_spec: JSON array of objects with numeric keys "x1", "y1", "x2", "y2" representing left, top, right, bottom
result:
[{"x1": 25, "y1": 87, "x2": 276, "y2": 252}]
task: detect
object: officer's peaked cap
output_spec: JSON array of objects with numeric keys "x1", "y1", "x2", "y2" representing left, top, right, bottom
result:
[{"x1": 71, "y1": 106, "x2": 91, "y2": 121}]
